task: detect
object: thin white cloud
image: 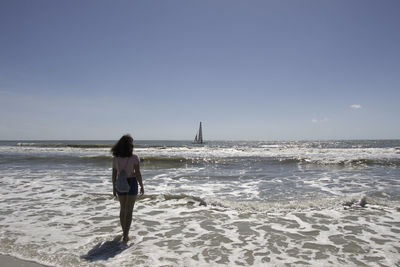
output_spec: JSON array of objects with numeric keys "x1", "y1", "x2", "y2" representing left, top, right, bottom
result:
[
  {"x1": 312, "y1": 118, "x2": 328, "y2": 123},
  {"x1": 350, "y1": 104, "x2": 362, "y2": 109}
]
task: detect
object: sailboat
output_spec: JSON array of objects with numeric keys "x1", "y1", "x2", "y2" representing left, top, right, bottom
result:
[{"x1": 193, "y1": 122, "x2": 204, "y2": 144}]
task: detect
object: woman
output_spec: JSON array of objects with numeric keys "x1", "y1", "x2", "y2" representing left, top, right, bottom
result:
[{"x1": 111, "y1": 134, "x2": 144, "y2": 243}]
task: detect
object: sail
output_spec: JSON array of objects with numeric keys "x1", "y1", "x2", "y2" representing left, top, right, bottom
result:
[
  {"x1": 198, "y1": 122, "x2": 203, "y2": 143},
  {"x1": 194, "y1": 122, "x2": 203, "y2": 144}
]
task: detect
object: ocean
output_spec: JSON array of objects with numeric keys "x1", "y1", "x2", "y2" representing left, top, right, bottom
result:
[{"x1": 0, "y1": 140, "x2": 400, "y2": 266}]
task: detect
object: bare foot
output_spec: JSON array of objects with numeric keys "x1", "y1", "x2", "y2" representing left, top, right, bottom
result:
[{"x1": 122, "y1": 235, "x2": 129, "y2": 243}]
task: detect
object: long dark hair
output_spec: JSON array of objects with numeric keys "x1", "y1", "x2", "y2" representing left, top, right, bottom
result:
[{"x1": 111, "y1": 134, "x2": 133, "y2": 157}]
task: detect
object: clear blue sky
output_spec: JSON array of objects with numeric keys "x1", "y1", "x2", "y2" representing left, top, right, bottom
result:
[{"x1": 1, "y1": 0, "x2": 399, "y2": 140}]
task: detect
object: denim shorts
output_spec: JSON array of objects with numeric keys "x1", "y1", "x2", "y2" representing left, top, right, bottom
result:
[{"x1": 117, "y1": 177, "x2": 138, "y2": 196}]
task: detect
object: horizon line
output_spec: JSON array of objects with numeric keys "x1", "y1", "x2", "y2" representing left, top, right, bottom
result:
[{"x1": 1, "y1": 138, "x2": 400, "y2": 142}]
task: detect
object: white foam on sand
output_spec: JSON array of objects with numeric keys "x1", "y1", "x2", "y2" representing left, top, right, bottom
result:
[{"x1": 2, "y1": 179, "x2": 400, "y2": 267}]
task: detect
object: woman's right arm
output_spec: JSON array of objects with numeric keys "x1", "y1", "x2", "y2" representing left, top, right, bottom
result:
[{"x1": 112, "y1": 167, "x2": 117, "y2": 196}]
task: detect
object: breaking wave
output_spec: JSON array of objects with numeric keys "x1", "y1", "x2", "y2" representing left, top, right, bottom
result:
[
  {"x1": 17, "y1": 142, "x2": 112, "y2": 148},
  {"x1": 281, "y1": 156, "x2": 400, "y2": 167},
  {"x1": 3, "y1": 152, "x2": 400, "y2": 167},
  {"x1": 89, "y1": 192, "x2": 398, "y2": 213}
]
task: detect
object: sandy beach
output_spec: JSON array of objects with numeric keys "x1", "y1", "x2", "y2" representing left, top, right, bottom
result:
[{"x1": 0, "y1": 255, "x2": 46, "y2": 267}]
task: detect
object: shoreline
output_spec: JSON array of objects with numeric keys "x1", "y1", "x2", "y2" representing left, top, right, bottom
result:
[{"x1": 0, "y1": 254, "x2": 47, "y2": 267}]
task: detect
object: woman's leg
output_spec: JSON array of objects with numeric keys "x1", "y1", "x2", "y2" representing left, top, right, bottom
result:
[
  {"x1": 123, "y1": 195, "x2": 137, "y2": 241},
  {"x1": 118, "y1": 195, "x2": 128, "y2": 237}
]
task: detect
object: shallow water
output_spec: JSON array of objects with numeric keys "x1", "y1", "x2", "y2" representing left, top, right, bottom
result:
[{"x1": 0, "y1": 140, "x2": 399, "y2": 266}]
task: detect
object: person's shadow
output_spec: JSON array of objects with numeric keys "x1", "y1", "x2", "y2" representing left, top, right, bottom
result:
[{"x1": 81, "y1": 235, "x2": 133, "y2": 262}]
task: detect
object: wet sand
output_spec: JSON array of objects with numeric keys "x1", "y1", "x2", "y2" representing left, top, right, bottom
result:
[{"x1": 0, "y1": 255, "x2": 46, "y2": 267}]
